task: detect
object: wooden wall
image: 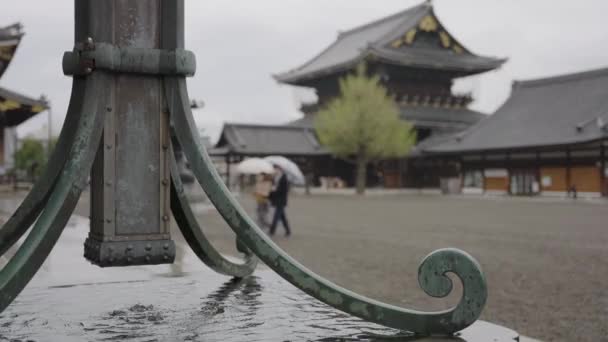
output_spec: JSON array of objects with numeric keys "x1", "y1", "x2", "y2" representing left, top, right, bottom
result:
[
  {"x1": 383, "y1": 171, "x2": 401, "y2": 188},
  {"x1": 540, "y1": 167, "x2": 568, "y2": 192},
  {"x1": 570, "y1": 166, "x2": 602, "y2": 193},
  {"x1": 484, "y1": 176, "x2": 509, "y2": 191}
]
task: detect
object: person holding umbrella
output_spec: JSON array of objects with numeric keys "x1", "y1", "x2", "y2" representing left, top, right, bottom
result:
[
  {"x1": 264, "y1": 156, "x2": 305, "y2": 186},
  {"x1": 236, "y1": 158, "x2": 275, "y2": 229},
  {"x1": 269, "y1": 165, "x2": 291, "y2": 237},
  {"x1": 253, "y1": 172, "x2": 272, "y2": 228}
]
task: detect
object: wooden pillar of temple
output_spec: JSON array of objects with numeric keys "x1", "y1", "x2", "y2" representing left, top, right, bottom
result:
[
  {"x1": 505, "y1": 152, "x2": 512, "y2": 195},
  {"x1": 601, "y1": 144, "x2": 606, "y2": 197},
  {"x1": 535, "y1": 151, "x2": 542, "y2": 195},
  {"x1": 0, "y1": 126, "x2": 5, "y2": 168},
  {"x1": 225, "y1": 154, "x2": 231, "y2": 190},
  {"x1": 565, "y1": 149, "x2": 573, "y2": 197},
  {"x1": 397, "y1": 157, "x2": 404, "y2": 188},
  {"x1": 480, "y1": 153, "x2": 487, "y2": 193}
]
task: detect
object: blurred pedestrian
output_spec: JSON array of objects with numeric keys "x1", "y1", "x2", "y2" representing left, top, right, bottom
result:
[
  {"x1": 269, "y1": 165, "x2": 291, "y2": 237},
  {"x1": 254, "y1": 172, "x2": 272, "y2": 228}
]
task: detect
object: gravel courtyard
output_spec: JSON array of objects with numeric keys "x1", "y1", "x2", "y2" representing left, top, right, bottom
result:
[{"x1": 190, "y1": 194, "x2": 608, "y2": 342}]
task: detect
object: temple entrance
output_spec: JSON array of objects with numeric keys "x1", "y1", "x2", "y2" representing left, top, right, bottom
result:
[{"x1": 510, "y1": 169, "x2": 538, "y2": 195}]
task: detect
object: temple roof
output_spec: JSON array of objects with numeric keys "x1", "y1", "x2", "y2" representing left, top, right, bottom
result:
[
  {"x1": 275, "y1": 2, "x2": 505, "y2": 85},
  {"x1": 0, "y1": 23, "x2": 23, "y2": 79},
  {"x1": 214, "y1": 123, "x2": 329, "y2": 157},
  {"x1": 425, "y1": 67, "x2": 608, "y2": 154},
  {"x1": 289, "y1": 106, "x2": 485, "y2": 130},
  {"x1": 0, "y1": 87, "x2": 48, "y2": 127},
  {"x1": 400, "y1": 106, "x2": 485, "y2": 130},
  {"x1": 0, "y1": 23, "x2": 47, "y2": 126}
]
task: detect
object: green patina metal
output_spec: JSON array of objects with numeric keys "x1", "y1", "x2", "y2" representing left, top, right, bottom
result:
[
  {"x1": 63, "y1": 43, "x2": 196, "y2": 77},
  {"x1": 0, "y1": 80, "x2": 85, "y2": 257},
  {"x1": 169, "y1": 150, "x2": 258, "y2": 278},
  {"x1": 166, "y1": 76, "x2": 488, "y2": 335},
  {"x1": 0, "y1": 0, "x2": 488, "y2": 336},
  {"x1": 0, "y1": 72, "x2": 108, "y2": 312}
]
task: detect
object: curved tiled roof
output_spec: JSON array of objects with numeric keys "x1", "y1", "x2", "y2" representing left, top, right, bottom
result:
[
  {"x1": 425, "y1": 67, "x2": 608, "y2": 154},
  {"x1": 0, "y1": 23, "x2": 23, "y2": 79},
  {"x1": 0, "y1": 87, "x2": 48, "y2": 126},
  {"x1": 400, "y1": 106, "x2": 485, "y2": 129},
  {"x1": 0, "y1": 23, "x2": 47, "y2": 126},
  {"x1": 215, "y1": 123, "x2": 329, "y2": 157},
  {"x1": 275, "y1": 3, "x2": 505, "y2": 85},
  {"x1": 289, "y1": 106, "x2": 485, "y2": 130},
  {"x1": 288, "y1": 115, "x2": 315, "y2": 128}
]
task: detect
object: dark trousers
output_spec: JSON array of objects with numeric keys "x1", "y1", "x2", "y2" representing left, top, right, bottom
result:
[{"x1": 269, "y1": 205, "x2": 291, "y2": 236}]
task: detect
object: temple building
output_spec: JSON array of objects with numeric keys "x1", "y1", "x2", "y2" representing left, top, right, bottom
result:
[
  {"x1": 214, "y1": 1, "x2": 505, "y2": 188},
  {"x1": 424, "y1": 68, "x2": 608, "y2": 198},
  {"x1": 0, "y1": 23, "x2": 48, "y2": 171},
  {"x1": 210, "y1": 123, "x2": 329, "y2": 188}
]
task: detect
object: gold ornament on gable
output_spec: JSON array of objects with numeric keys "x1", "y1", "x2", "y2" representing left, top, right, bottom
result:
[
  {"x1": 419, "y1": 15, "x2": 438, "y2": 32},
  {"x1": 390, "y1": 29, "x2": 417, "y2": 49},
  {"x1": 0, "y1": 99, "x2": 22, "y2": 112},
  {"x1": 439, "y1": 31, "x2": 451, "y2": 48},
  {"x1": 405, "y1": 29, "x2": 417, "y2": 45},
  {"x1": 31, "y1": 105, "x2": 45, "y2": 113},
  {"x1": 0, "y1": 46, "x2": 15, "y2": 62}
]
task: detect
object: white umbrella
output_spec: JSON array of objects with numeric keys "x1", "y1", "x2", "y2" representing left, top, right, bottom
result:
[
  {"x1": 264, "y1": 156, "x2": 306, "y2": 186},
  {"x1": 236, "y1": 158, "x2": 274, "y2": 175}
]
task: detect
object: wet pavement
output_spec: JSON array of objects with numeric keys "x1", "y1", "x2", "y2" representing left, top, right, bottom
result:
[
  {"x1": 0, "y1": 213, "x2": 520, "y2": 342},
  {"x1": 186, "y1": 193, "x2": 607, "y2": 342}
]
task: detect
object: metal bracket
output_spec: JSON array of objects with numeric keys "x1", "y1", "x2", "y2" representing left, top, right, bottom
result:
[
  {"x1": 63, "y1": 40, "x2": 196, "y2": 77},
  {"x1": 84, "y1": 238, "x2": 176, "y2": 268}
]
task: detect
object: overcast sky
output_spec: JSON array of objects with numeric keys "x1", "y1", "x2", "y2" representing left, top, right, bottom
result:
[{"x1": 2, "y1": 0, "x2": 608, "y2": 142}]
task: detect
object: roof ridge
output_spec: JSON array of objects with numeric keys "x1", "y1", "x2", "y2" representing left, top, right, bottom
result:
[
  {"x1": 274, "y1": 38, "x2": 355, "y2": 81},
  {"x1": 0, "y1": 86, "x2": 47, "y2": 105},
  {"x1": 0, "y1": 23, "x2": 24, "y2": 40},
  {"x1": 372, "y1": 4, "x2": 431, "y2": 48},
  {"x1": 274, "y1": 2, "x2": 430, "y2": 80},
  {"x1": 514, "y1": 66, "x2": 608, "y2": 89},
  {"x1": 275, "y1": 1, "x2": 504, "y2": 84},
  {"x1": 338, "y1": 2, "x2": 430, "y2": 38},
  {"x1": 224, "y1": 122, "x2": 310, "y2": 130}
]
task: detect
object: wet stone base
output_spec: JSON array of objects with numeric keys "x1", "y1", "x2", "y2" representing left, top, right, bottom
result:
[
  {"x1": 0, "y1": 270, "x2": 520, "y2": 342},
  {"x1": 0, "y1": 216, "x2": 520, "y2": 342}
]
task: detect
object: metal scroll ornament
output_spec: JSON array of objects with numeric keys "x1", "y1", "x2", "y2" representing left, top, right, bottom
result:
[{"x1": 0, "y1": 0, "x2": 487, "y2": 337}]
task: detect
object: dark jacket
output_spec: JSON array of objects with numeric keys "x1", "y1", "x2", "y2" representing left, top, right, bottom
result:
[{"x1": 270, "y1": 174, "x2": 289, "y2": 207}]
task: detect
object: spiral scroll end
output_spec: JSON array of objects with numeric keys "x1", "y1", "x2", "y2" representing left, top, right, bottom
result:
[{"x1": 418, "y1": 248, "x2": 488, "y2": 332}]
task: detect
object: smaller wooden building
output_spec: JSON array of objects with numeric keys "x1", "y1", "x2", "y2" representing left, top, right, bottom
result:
[
  {"x1": 210, "y1": 123, "x2": 337, "y2": 187},
  {"x1": 425, "y1": 68, "x2": 608, "y2": 198}
]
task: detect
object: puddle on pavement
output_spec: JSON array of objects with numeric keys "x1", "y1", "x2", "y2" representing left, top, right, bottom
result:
[
  {"x1": 0, "y1": 270, "x2": 405, "y2": 341},
  {"x1": 0, "y1": 213, "x2": 399, "y2": 341}
]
